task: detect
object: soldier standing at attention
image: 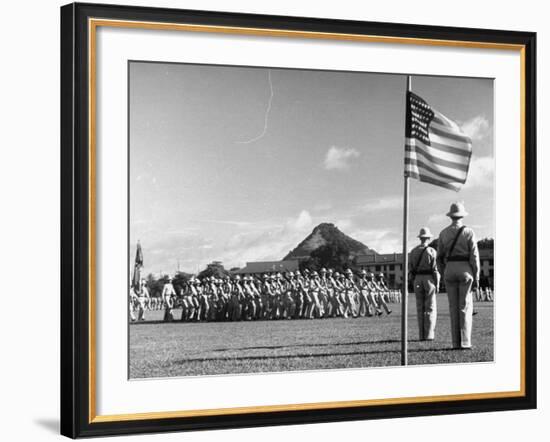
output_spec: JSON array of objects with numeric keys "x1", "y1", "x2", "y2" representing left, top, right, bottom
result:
[
  {"x1": 409, "y1": 227, "x2": 439, "y2": 341},
  {"x1": 437, "y1": 202, "x2": 480, "y2": 350}
]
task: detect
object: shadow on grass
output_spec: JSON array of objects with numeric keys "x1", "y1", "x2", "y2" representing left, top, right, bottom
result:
[
  {"x1": 172, "y1": 346, "x2": 474, "y2": 364},
  {"x1": 208, "y1": 339, "x2": 403, "y2": 353}
]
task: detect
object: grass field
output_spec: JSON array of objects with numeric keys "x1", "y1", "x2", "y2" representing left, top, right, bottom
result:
[{"x1": 129, "y1": 296, "x2": 493, "y2": 379}]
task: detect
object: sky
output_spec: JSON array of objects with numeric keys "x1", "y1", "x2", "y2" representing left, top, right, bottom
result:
[{"x1": 129, "y1": 62, "x2": 494, "y2": 276}]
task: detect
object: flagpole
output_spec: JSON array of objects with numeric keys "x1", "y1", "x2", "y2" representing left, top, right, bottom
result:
[{"x1": 401, "y1": 75, "x2": 411, "y2": 366}]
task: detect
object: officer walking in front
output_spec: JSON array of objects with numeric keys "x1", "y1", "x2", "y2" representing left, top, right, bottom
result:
[
  {"x1": 161, "y1": 276, "x2": 176, "y2": 322},
  {"x1": 409, "y1": 227, "x2": 439, "y2": 341},
  {"x1": 437, "y1": 202, "x2": 480, "y2": 350}
]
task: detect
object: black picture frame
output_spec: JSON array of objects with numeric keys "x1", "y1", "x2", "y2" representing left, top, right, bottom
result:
[{"x1": 61, "y1": 2, "x2": 537, "y2": 438}]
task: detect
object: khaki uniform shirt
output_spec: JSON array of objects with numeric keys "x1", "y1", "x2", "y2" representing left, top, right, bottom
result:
[
  {"x1": 436, "y1": 223, "x2": 480, "y2": 280},
  {"x1": 161, "y1": 283, "x2": 175, "y2": 299},
  {"x1": 409, "y1": 245, "x2": 439, "y2": 280},
  {"x1": 140, "y1": 286, "x2": 150, "y2": 298},
  {"x1": 409, "y1": 244, "x2": 438, "y2": 273}
]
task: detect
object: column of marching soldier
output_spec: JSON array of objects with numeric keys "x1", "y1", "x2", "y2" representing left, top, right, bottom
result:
[
  {"x1": 130, "y1": 270, "x2": 493, "y2": 324},
  {"x1": 130, "y1": 268, "x2": 400, "y2": 322},
  {"x1": 130, "y1": 203, "x2": 494, "y2": 350}
]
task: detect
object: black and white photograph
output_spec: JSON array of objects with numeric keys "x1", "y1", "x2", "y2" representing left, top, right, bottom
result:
[{"x1": 128, "y1": 62, "x2": 495, "y2": 379}]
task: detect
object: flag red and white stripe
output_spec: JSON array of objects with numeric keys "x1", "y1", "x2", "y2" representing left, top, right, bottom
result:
[{"x1": 404, "y1": 91, "x2": 472, "y2": 191}]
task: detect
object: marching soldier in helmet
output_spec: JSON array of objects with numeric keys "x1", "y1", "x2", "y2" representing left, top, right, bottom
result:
[
  {"x1": 184, "y1": 277, "x2": 198, "y2": 321},
  {"x1": 129, "y1": 286, "x2": 139, "y2": 322},
  {"x1": 370, "y1": 271, "x2": 392, "y2": 315},
  {"x1": 343, "y1": 268, "x2": 359, "y2": 318},
  {"x1": 241, "y1": 275, "x2": 254, "y2": 320},
  {"x1": 409, "y1": 227, "x2": 439, "y2": 341},
  {"x1": 376, "y1": 273, "x2": 390, "y2": 304},
  {"x1": 365, "y1": 272, "x2": 383, "y2": 316},
  {"x1": 248, "y1": 275, "x2": 262, "y2": 320},
  {"x1": 179, "y1": 277, "x2": 191, "y2": 322},
  {"x1": 357, "y1": 270, "x2": 375, "y2": 317},
  {"x1": 229, "y1": 275, "x2": 243, "y2": 321},
  {"x1": 294, "y1": 270, "x2": 306, "y2": 319},
  {"x1": 306, "y1": 271, "x2": 322, "y2": 319},
  {"x1": 283, "y1": 272, "x2": 296, "y2": 319},
  {"x1": 318, "y1": 268, "x2": 330, "y2": 317},
  {"x1": 326, "y1": 268, "x2": 341, "y2": 317},
  {"x1": 333, "y1": 271, "x2": 346, "y2": 317},
  {"x1": 259, "y1": 273, "x2": 271, "y2": 319},
  {"x1": 300, "y1": 270, "x2": 313, "y2": 319},
  {"x1": 200, "y1": 277, "x2": 213, "y2": 321},
  {"x1": 132, "y1": 278, "x2": 150, "y2": 321},
  {"x1": 219, "y1": 276, "x2": 232, "y2": 321},
  {"x1": 437, "y1": 202, "x2": 480, "y2": 349},
  {"x1": 161, "y1": 275, "x2": 176, "y2": 321}
]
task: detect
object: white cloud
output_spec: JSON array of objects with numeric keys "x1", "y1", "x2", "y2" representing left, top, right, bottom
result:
[
  {"x1": 323, "y1": 146, "x2": 360, "y2": 170},
  {"x1": 350, "y1": 229, "x2": 401, "y2": 254},
  {"x1": 286, "y1": 210, "x2": 313, "y2": 231},
  {"x1": 218, "y1": 210, "x2": 315, "y2": 269},
  {"x1": 138, "y1": 231, "x2": 215, "y2": 275},
  {"x1": 138, "y1": 211, "x2": 317, "y2": 273},
  {"x1": 460, "y1": 115, "x2": 491, "y2": 142},
  {"x1": 335, "y1": 219, "x2": 353, "y2": 232},
  {"x1": 464, "y1": 155, "x2": 494, "y2": 188}
]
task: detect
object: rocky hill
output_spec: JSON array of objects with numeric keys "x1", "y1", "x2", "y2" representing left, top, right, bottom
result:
[{"x1": 283, "y1": 223, "x2": 377, "y2": 260}]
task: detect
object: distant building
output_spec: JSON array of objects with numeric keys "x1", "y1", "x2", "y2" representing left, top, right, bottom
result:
[
  {"x1": 479, "y1": 248, "x2": 494, "y2": 288},
  {"x1": 356, "y1": 253, "x2": 404, "y2": 288},
  {"x1": 356, "y1": 247, "x2": 494, "y2": 289},
  {"x1": 233, "y1": 259, "x2": 300, "y2": 275}
]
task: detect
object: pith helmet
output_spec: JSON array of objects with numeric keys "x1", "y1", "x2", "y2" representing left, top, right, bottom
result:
[
  {"x1": 320, "y1": 267, "x2": 327, "y2": 273},
  {"x1": 345, "y1": 268, "x2": 353, "y2": 275},
  {"x1": 360, "y1": 269, "x2": 367, "y2": 275},
  {"x1": 417, "y1": 227, "x2": 433, "y2": 239},
  {"x1": 446, "y1": 202, "x2": 468, "y2": 218}
]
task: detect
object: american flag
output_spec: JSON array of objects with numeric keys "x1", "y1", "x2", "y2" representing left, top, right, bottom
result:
[{"x1": 404, "y1": 91, "x2": 472, "y2": 191}]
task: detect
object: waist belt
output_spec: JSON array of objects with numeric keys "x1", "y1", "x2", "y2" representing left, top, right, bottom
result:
[
  {"x1": 415, "y1": 270, "x2": 434, "y2": 275},
  {"x1": 447, "y1": 256, "x2": 469, "y2": 262}
]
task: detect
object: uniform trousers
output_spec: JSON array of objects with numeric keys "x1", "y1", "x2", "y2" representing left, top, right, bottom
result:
[
  {"x1": 413, "y1": 275, "x2": 437, "y2": 340},
  {"x1": 444, "y1": 261, "x2": 474, "y2": 348}
]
